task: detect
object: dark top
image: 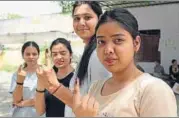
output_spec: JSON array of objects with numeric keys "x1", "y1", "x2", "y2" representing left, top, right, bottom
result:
[
  {"x1": 169, "y1": 65, "x2": 179, "y2": 79},
  {"x1": 45, "y1": 72, "x2": 74, "y2": 117}
]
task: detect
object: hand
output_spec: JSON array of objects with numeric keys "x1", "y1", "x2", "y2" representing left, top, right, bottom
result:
[
  {"x1": 45, "y1": 48, "x2": 51, "y2": 68},
  {"x1": 72, "y1": 79, "x2": 99, "y2": 117},
  {"x1": 14, "y1": 101, "x2": 25, "y2": 107},
  {"x1": 14, "y1": 99, "x2": 35, "y2": 107},
  {"x1": 16, "y1": 64, "x2": 26, "y2": 83},
  {"x1": 36, "y1": 66, "x2": 60, "y2": 93},
  {"x1": 45, "y1": 48, "x2": 50, "y2": 59}
]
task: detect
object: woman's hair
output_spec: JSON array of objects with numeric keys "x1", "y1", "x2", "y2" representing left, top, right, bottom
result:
[
  {"x1": 95, "y1": 8, "x2": 139, "y2": 40},
  {"x1": 72, "y1": 1, "x2": 102, "y2": 85},
  {"x1": 72, "y1": 1, "x2": 102, "y2": 18},
  {"x1": 21, "y1": 41, "x2": 40, "y2": 67},
  {"x1": 50, "y1": 38, "x2": 72, "y2": 73}
]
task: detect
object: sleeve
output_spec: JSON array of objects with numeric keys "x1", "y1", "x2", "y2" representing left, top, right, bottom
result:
[
  {"x1": 139, "y1": 80, "x2": 177, "y2": 117},
  {"x1": 9, "y1": 73, "x2": 17, "y2": 94}
]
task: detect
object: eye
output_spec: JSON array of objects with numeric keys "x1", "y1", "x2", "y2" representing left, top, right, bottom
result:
[
  {"x1": 61, "y1": 51, "x2": 66, "y2": 55},
  {"x1": 25, "y1": 53, "x2": 30, "y2": 56},
  {"x1": 97, "y1": 40, "x2": 105, "y2": 46},
  {"x1": 73, "y1": 17, "x2": 80, "y2": 22},
  {"x1": 33, "y1": 53, "x2": 38, "y2": 56},
  {"x1": 52, "y1": 53, "x2": 57, "y2": 57},
  {"x1": 114, "y1": 39, "x2": 123, "y2": 44},
  {"x1": 84, "y1": 16, "x2": 92, "y2": 21}
]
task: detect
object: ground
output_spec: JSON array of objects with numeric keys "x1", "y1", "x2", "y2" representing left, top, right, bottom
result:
[{"x1": 0, "y1": 71, "x2": 179, "y2": 116}]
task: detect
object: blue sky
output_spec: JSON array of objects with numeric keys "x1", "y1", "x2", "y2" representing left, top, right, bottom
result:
[{"x1": 0, "y1": 1, "x2": 61, "y2": 17}]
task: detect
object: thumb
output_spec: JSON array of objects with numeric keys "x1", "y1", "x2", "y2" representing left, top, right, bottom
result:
[{"x1": 73, "y1": 78, "x2": 81, "y2": 108}]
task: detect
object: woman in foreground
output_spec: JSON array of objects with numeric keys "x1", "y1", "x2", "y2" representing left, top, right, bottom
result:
[{"x1": 71, "y1": 8, "x2": 177, "y2": 117}]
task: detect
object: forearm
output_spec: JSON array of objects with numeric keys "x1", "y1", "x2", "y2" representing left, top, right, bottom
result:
[
  {"x1": 21, "y1": 99, "x2": 35, "y2": 107},
  {"x1": 35, "y1": 93, "x2": 46, "y2": 115},
  {"x1": 12, "y1": 85, "x2": 23, "y2": 103},
  {"x1": 53, "y1": 84, "x2": 73, "y2": 108}
]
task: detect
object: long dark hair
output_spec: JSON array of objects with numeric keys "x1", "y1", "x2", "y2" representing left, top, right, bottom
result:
[
  {"x1": 21, "y1": 41, "x2": 40, "y2": 67},
  {"x1": 50, "y1": 38, "x2": 72, "y2": 73},
  {"x1": 72, "y1": 1, "x2": 102, "y2": 85}
]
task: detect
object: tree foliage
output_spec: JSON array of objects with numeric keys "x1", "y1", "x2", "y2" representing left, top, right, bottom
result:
[
  {"x1": 56, "y1": 1, "x2": 75, "y2": 14},
  {"x1": 0, "y1": 13, "x2": 22, "y2": 20}
]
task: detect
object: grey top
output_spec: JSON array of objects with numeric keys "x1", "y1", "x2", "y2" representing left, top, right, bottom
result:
[{"x1": 9, "y1": 72, "x2": 38, "y2": 117}]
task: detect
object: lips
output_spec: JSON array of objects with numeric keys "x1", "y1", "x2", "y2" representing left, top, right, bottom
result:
[
  {"x1": 56, "y1": 60, "x2": 64, "y2": 65},
  {"x1": 104, "y1": 58, "x2": 117, "y2": 66},
  {"x1": 77, "y1": 28, "x2": 89, "y2": 31}
]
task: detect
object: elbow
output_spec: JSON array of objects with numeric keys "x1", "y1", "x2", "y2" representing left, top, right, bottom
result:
[
  {"x1": 36, "y1": 110, "x2": 45, "y2": 116},
  {"x1": 35, "y1": 106, "x2": 45, "y2": 116}
]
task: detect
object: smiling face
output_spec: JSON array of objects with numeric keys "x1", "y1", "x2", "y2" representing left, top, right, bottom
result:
[
  {"x1": 23, "y1": 46, "x2": 39, "y2": 66},
  {"x1": 51, "y1": 43, "x2": 72, "y2": 69},
  {"x1": 73, "y1": 4, "x2": 99, "y2": 44},
  {"x1": 96, "y1": 21, "x2": 141, "y2": 73}
]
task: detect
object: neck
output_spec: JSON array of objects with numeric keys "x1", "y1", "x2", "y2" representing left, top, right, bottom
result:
[
  {"x1": 112, "y1": 61, "x2": 142, "y2": 86},
  {"x1": 57, "y1": 65, "x2": 74, "y2": 80},
  {"x1": 26, "y1": 64, "x2": 38, "y2": 73}
]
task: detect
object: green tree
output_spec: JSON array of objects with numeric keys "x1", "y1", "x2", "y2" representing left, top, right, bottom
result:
[
  {"x1": 7, "y1": 13, "x2": 22, "y2": 19},
  {"x1": 55, "y1": 1, "x2": 75, "y2": 14},
  {"x1": 0, "y1": 13, "x2": 22, "y2": 20}
]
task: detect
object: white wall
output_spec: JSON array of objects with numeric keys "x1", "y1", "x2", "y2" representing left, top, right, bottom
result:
[{"x1": 127, "y1": 4, "x2": 179, "y2": 74}]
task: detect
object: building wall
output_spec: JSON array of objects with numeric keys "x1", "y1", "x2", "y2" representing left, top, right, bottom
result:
[{"x1": 127, "y1": 4, "x2": 179, "y2": 74}]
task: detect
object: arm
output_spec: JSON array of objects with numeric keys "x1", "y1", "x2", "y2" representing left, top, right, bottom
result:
[
  {"x1": 35, "y1": 79, "x2": 46, "y2": 116},
  {"x1": 15, "y1": 99, "x2": 35, "y2": 107},
  {"x1": 36, "y1": 67, "x2": 73, "y2": 108},
  {"x1": 12, "y1": 84, "x2": 24, "y2": 104},
  {"x1": 140, "y1": 80, "x2": 177, "y2": 117},
  {"x1": 12, "y1": 70, "x2": 26, "y2": 104},
  {"x1": 50, "y1": 83, "x2": 73, "y2": 108}
]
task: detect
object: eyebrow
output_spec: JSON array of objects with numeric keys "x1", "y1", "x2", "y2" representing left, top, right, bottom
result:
[
  {"x1": 96, "y1": 33, "x2": 125, "y2": 39},
  {"x1": 73, "y1": 13, "x2": 92, "y2": 17},
  {"x1": 51, "y1": 51, "x2": 66, "y2": 53}
]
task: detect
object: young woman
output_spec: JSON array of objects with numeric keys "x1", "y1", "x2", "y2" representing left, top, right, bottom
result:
[
  {"x1": 36, "y1": 1, "x2": 111, "y2": 117},
  {"x1": 35, "y1": 38, "x2": 74, "y2": 117},
  {"x1": 71, "y1": 8, "x2": 177, "y2": 117},
  {"x1": 9, "y1": 41, "x2": 40, "y2": 117}
]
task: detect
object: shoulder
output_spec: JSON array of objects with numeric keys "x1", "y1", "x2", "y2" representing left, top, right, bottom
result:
[
  {"x1": 139, "y1": 73, "x2": 172, "y2": 92},
  {"x1": 138, "y1": 73, "x2": 177, "y2": 116},
  {"x1": 138, "y1": 73, "x2": 175, "y2": 105}
]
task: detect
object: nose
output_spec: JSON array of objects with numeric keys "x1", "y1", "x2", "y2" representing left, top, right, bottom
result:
[
  {"x1": 56, "y1": 54, "x2": 62, "y2": 59},
  {"x1": 79, "y1": 18, "x2": 85, "y2": 26},
  {"x1": 29, "y1": 54, "x2": 34, "y2": 59},
  {"x1": 104, "y1": 43, "x2": 114, "y2": 55}
]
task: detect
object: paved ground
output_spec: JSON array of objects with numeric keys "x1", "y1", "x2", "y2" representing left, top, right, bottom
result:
[
  {"x1": 0, "y1": 71, "x2": 12, "y2": 117},
  {"x1": 0, "y1": 71, "x2": 179, "y2": 117}
]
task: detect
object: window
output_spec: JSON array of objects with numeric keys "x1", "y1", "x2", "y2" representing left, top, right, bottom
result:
[{"x1": 136, "y1": 29, "x2": 160, "y2": 62}]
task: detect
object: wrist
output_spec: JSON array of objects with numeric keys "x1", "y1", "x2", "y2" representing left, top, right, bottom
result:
[
  {"x1": 36, "y1": 89, "x2": 45, "y2": 93},
  {"x1": 49, "y1": 83, "x2": 61, "y2": 94},
  {"x1": 17, "y1": 78, "x2": 25, "y2": 83}
]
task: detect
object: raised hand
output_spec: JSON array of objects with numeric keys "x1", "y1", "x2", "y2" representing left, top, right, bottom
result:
[
  {"x1": 36, "y1": 65, "x2": 60, "y2": 93},
  {"x1": 16, "y1": 64, "x2": 27, "y2": 83},
  {"x1": 45, "y1": 48, "x2": 51, "y2": 68},
  {"x1": 72, "y1": 79, "x2": 99, "y2": 117}
]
